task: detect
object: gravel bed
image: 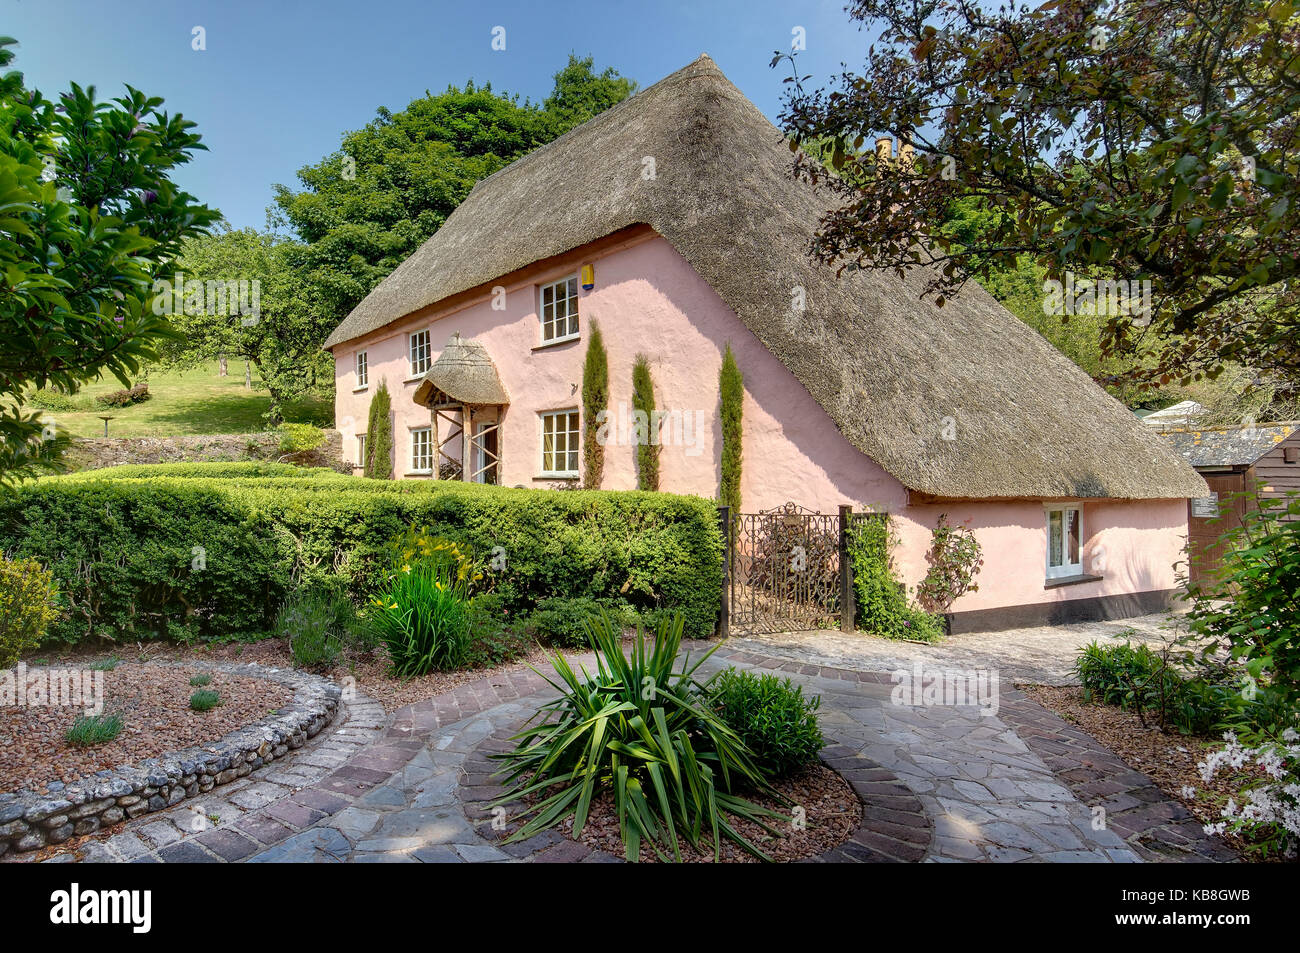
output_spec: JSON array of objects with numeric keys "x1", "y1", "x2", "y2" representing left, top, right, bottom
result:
[
  {"x1": 557, "y1": 763, "x2": 858, "y2": 863},
  {"x1": 0, "y1": 662, "x2": 294, "y2": 795}
]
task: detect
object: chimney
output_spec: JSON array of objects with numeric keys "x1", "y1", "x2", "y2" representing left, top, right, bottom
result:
[
  {"x1": 898, "y1": 136, "x2": 915, "y2": 171},
  {"x1": 875, "y1": 136, "x2": 893, "y2": 164}
]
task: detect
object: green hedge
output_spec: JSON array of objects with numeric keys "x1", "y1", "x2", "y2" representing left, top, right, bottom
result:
[{"x1": 0, "y1": 469, "x2": 723, "y2": 644}]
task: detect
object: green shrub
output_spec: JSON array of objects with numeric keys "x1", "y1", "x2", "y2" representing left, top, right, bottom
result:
[
  {"x1": 526, "y1": 596, "x2": 638, "y2": 647},
  {"x1": 364, "y1": 380, "x2": 393, "y2": 479},
  {"x1": 51, "y1": 462, "x2": 344, "y2": 481},
  {"x1": 189, "y1": 689, "x2": 221, "y2": 711},
  {"x1": 277, "y1": 423, "x2": 326, "y2": 454},
  {"x1": 632, "y1": 354, "x2": 660, "y2": 490},
  {"x1": 915, "y1": 514, "x2": 984, "y2": 613},
  {"x1": 65, "y1": 712, "x2": 124, "y2": 746},
  {"x1": 1073, "y1": 641, "x2": 1240, "y2": 734},
  {"x1": 277, "y1": 581, "x2": 361, "y2": 669},
  {"x1": 26, "y1": 388, "x2": 90, "y2": 412},
  {"x1": 369, "y1": 537, "x2": 475, "y2": 676},
  {"x1": 493, "y1": 610, "x2": 784, "y2": 862},
  {"x1": 719, "y1": 344, "x2": 743, "y2": 513},
  {"x1": 189, "y1": 673, "x2": 212, "y2": 687},
  {"x1": 846, "y1": 513, "x2": 943, "y2": 641},
  {"x1": 0, "y1": 472, "x2": 722, "y2": 645},
  {"x1": 582, "y1": 321, "x2": 608, "y2": 488},
  {"x1": 709, "y1": 669, "x2": 824, "y2": 777},
  {"x1": 464, "y1": 598, "x2": 534, "y2": 668},
  {"x1": 0, "y1": 553, "x2": 59, "y2": 667},
  {"x1": 95, "y1": 382, "x2": 150, "y2": 408},
  {"x1": 89, "y1": 656, "x2": 118, "y2": 671}
]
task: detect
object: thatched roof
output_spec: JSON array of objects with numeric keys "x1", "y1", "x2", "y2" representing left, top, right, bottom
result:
[
  {"x1": 412, "y1": 333, "x2": 509, "y2": 407},
  {"x1": 1156, "y1": 422, "x2": 1297, "y2": 469},
  {"x1": 325, "y1": 55, "x2": 1206, "y2": 501}
]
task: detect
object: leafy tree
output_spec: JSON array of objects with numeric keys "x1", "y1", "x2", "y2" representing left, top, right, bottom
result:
[
  {"x1": 364, "y1": 379, "x2": 393, "y2": 479},
  {"x1": 0, "y1": 36, "x2": 217, "y2": 484},
  {"x1": 719, "y1": 344, "x2": 743, "y2": 513},
  {"x1": 156, "y1": 224, "x2": 333, "y2": 421},
  {"x1": 776, "y1": 0, "x2": 1300, "y2": 394},
  {"x1": 581, "y1": 320, "x2": 608, "y2": 487},
  {"x1": 273, "y1": 56, "x2": 635, "y2": 332},
  {"x1": 632, "y1": 354, "x2": 660, "y2": 490}
]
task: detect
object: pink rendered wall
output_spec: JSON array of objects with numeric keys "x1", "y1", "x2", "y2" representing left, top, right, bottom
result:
[{"x1": 331, "y1": 230, "x2": 1189, "y2": 614}]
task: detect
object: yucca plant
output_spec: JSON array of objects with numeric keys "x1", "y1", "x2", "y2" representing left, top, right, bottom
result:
[{"x1": 492, "y1": 610, "x2": 786, "y2": 862}]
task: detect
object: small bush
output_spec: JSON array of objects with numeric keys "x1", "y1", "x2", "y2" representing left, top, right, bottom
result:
[
  {"x1": 26, "y1": 388, "x2": 90, "y2": 412},
  {"x1": 277, "y1": 581, "x2": 361, "y2": 669},
  {"x1": 370, "y1": 537, "x2": 476, "y2": 676},
  {"x1": 189, "y1": 689, "x2": 221, "y2": 711},
  {"x1": 189, "y1": 673, "x2": 212, "y2": 687},
  {"x1": 65, "y1": 713, "x2": 125, "y2": 747},
  {"x1": 464, "y1": 599, "x2": 534, "y2": 668},
  {"x1": 0, "y1": 554, "x2": 60, "y2": 667},
  {"x1": 277, "y1": 423, "x2": 326, "y2": 455},
  {"x1": 95, "y1": 381, "x2": 150, "y2": 408},
  {"x1": 89, "y1": 656, "x2": 118, "y2": 671},
  {"x1": 709, "y1": 669, "x2": 824, "y2": 777},
  {"x1": 847, "y1": 513, "x2": 943, "y2": 641}
]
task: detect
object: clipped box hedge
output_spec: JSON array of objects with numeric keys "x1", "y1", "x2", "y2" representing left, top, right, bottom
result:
[{"x1": 0, "y1": 465, "x2": 723, "y2": 644}]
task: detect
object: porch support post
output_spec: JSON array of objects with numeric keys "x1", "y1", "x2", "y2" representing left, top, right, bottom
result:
[
  {"x1": 461, "y1": 404, "x2": 471, "y2": 482},
  {"x1": 838, "y1": 504, "x2": 855, "y2": 632}
]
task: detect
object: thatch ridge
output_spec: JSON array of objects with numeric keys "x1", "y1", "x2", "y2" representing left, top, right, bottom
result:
[{"x1": 324, "y1": 54, "x2": 1206, "y2": 500}]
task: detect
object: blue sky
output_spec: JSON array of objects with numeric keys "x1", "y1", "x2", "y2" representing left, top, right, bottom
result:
[{"x1": 7, "y1": 0, "x2": 869, "y2": 231}]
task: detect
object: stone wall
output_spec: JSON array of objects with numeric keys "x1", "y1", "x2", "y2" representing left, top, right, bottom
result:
[{"x1": 0, "y1": 665, "x2": 341, "y2": 856}]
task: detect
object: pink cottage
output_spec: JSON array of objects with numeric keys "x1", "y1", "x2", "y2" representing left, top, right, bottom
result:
[{"x1": 323, "y1": 55, "x2": 1208, "y2": 633}]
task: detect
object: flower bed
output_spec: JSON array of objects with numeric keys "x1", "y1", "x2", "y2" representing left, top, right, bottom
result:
[{"x1": 0, "y1": 662, "x2": 340, "y2": 856}]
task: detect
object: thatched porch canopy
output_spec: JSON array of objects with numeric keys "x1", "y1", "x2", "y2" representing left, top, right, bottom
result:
[{"x1": 413, "y1": 333, "x2": 510, "y2": 409}]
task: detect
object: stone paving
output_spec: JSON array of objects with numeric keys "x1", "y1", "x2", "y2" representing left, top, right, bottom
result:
[{"x1": 43, "y1": 617, "x2": 1236, "y2": 864}]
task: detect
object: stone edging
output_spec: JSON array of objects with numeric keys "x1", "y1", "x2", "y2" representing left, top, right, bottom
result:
[
  {"x1": 0, "y1": 662, "x2": 341, "y2": 857},
  {"x1": 457, "y1": 716, "x2": 934, "y2": 863}
]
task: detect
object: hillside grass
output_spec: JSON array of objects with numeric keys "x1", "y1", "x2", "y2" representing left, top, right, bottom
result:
[{"x1": 21, "y1": 363, "x2": 333, "y2": 438}]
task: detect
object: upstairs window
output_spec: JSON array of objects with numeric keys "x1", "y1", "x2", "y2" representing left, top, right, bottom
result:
[
  {"x1": 1046, "y1": 505, "x2": 1083, "y2": 579},
  {"x1": 409, "y1": 330, "x2": 431, "y2": 377},
  {"x1": 539, "y1": 276, "x2": 579, "y2": 343},
  {"x1": 355, "y1": 350, "x2": 368, "y2": 388}
]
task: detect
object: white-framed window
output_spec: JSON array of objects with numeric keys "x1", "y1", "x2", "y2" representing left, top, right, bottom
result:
[
  {"x1": 1045, "y1": 504, "x2": 1084, "y2": 579},
  {"x1": 411, "y1": 427, "x2": 432, "y2": 473},
  {"x1": 409, "y1": 330, "x2": 431, "y2": 377},
  {"x1": 539, "y1": 276, "x2": 579, "y2": 343},
  {"x1": 356, "y1": 433, "x2": 367, "y2": 467},
  {"x1": 355, "y1": 350, "x2": 368, "y2": 388},
  {"x1": 540, "y1": 409, "x2": 580, "y2": 476}
]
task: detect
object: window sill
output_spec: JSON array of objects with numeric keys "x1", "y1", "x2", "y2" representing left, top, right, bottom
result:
[
  {"x1": 531, "y1": 334, "x2": 580, "y2": 352},
  {"x1": 403, "y1": 375, "x2": 427, "y2": 384},
  {"x1": 352, "y1": 386, "x2": 368, "y2": 393},
  {"x1": 534, "y1": 474, "x2": 579, "y2": 482},
  {"x1": 404, "y1": 470, "x2": 433, "y2": 478},
  {"x1": 1044, "y1": 573, "x2": 1103, "y2": 590}
]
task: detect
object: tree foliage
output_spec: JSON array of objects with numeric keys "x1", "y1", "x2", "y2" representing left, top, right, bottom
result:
[
  {"x1": 0, "y1": 36, "x2": 216, "y2": 484},
  {"x1": 581, "y1": 320, "x2": 608, "y2": 488},
  {"x1": 777, "y1": 0, "x2": 1300, "y2": 394},
  {"x1": 632, "y1": 354, "x2": 660, "y2": 491},
  {"x1": 719, "y1": 344, "x2": 744, "y2": 513},
  {"x1": 365, "y1": 379, "x2": 393, "y2": 479}
]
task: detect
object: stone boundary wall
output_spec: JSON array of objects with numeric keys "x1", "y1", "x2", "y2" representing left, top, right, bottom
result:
[{"x1": 0, "y1": 664, "x2": 341, "y2": 856}]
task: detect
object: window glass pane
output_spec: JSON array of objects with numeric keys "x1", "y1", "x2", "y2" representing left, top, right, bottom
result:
[
  {"x1": 1067, "y1": 509, "x2": 1080, "y2": 564},
  {"x1": 1048, "y1": 511, "x2": 1063, "y2": 567}
]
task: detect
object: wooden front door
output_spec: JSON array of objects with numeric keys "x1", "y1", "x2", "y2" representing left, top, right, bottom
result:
[{"x1": 1187, "y1": 471, "x2": 1247, "y2": 589}]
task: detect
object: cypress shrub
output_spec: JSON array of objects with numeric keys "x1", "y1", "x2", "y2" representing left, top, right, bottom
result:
[
  {"x1": 365, "y1": 379, "x2": 393, "y2": 480},
  {"x1": 719, "y1": 344, "x2": 744, "y2": 513},
  {"x1": 582, "y1": 322, "x2": 609, "y2": 488},
  {"x1": 632, "y1": 354, "x2": 660, "y2": 490}
]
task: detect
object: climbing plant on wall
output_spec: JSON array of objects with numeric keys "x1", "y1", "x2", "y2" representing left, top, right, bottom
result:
[
  {"x1": 365, "y1": 379, "x2": 393, "y2": 479},
  {"x1": 719, "y1": 344, "x2": 743, "y2": 513},
  {"x1": 582, "y1": 321, "x2": 609, "y2": 488},
  {"x1": 632, "y1": 354, "x2": 660, "y2": 490}
]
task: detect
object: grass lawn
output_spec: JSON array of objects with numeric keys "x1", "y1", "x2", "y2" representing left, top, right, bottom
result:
[{"x1": 26, "y1": 362, "x2": 334, "y2": 438}]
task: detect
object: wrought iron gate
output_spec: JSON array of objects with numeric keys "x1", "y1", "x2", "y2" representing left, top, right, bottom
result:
[{"x1": 720, "y1": 502, "x2": 856, "y2": 636}]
